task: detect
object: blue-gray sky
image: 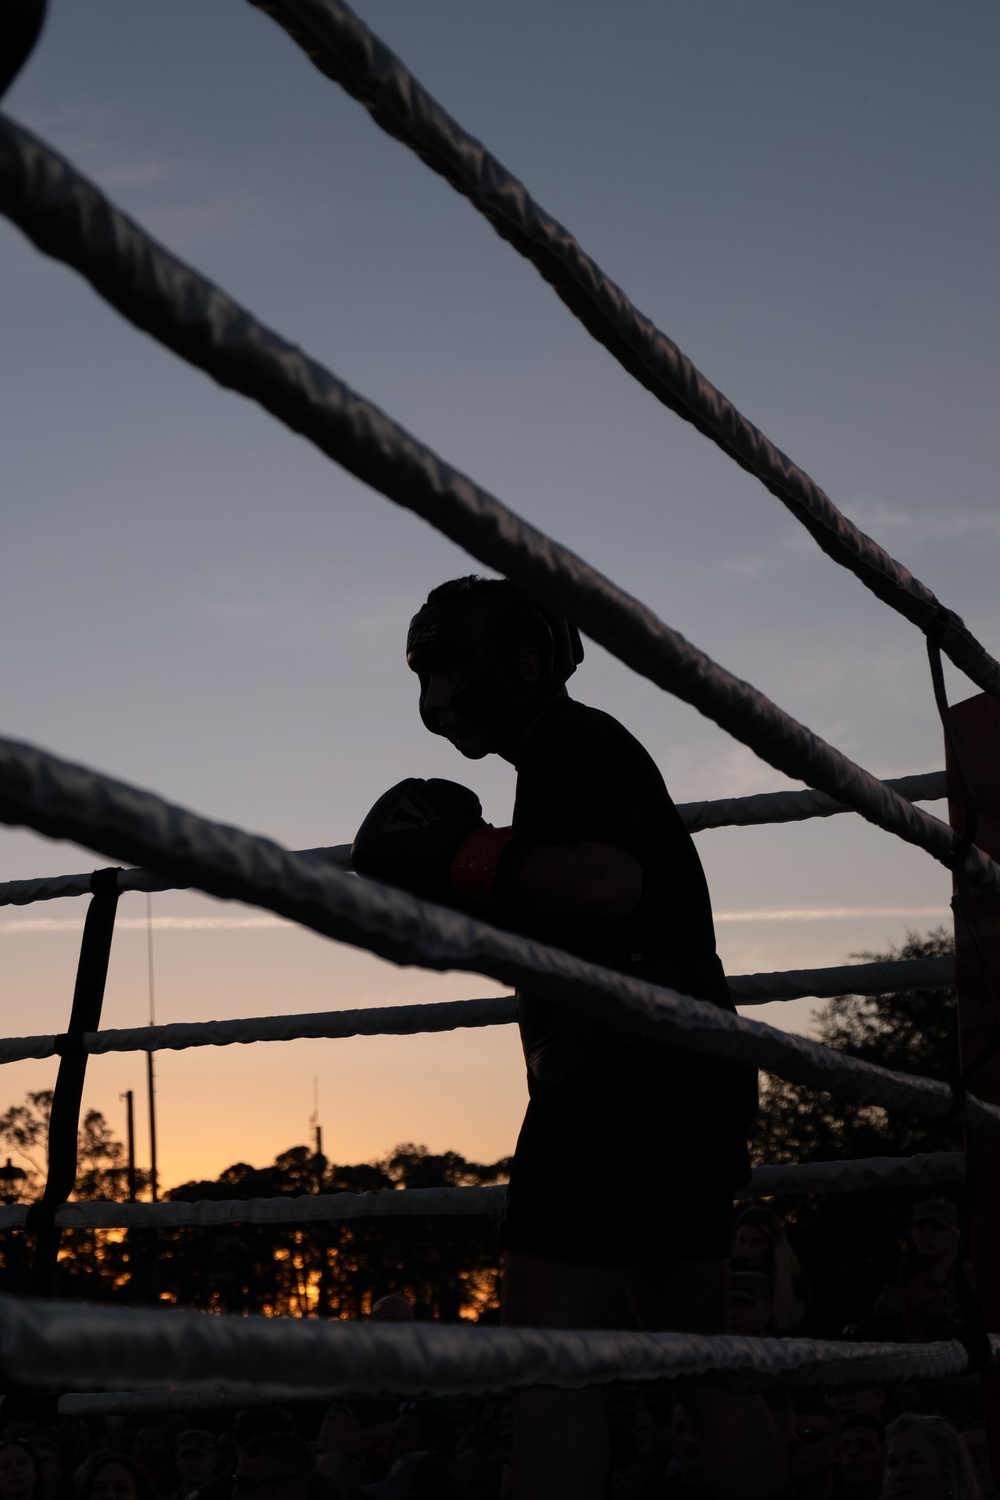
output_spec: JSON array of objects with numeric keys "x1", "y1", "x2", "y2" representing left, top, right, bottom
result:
[{"x1": 1, "y1": 1, "x2": 997, "y2": 1186}]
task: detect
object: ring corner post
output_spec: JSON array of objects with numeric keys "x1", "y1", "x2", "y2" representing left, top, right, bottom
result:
[{"x1": 946, "y1": 692, "x2": 1000, "y2": 1474}]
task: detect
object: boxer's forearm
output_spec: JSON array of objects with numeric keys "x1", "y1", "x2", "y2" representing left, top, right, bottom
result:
[{"x1": 515, "y1": 841, "x2": 641, "y2": 920}]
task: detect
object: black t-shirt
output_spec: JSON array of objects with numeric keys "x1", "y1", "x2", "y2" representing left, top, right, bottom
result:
[
  {"x1": 506, "y1": 696, "x2": 737, "y2": 1083},
  {"x1": 511, "y1": 697, "x2": 725, "y2": 984}
]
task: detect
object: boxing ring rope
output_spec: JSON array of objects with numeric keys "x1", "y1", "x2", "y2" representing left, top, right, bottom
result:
[
  {"x1": 727, "y1": 955, "x2": 954, "y2": 1005},
  {"x1": 0, "y1": 1153, "x2": 967, "y2": 1233},
  {"x1": 0, "y1": 957, "x2": 956, "y2": 1067},
  {"x1": 0, "y1": 12, "x2": 988, "y2": 1406},
  {"x1": 0, "y1": 770, "x2": 948, "y2": 909},
  {"x1": 0, "y1": 1295, "x2": 989, "y2": 1398},
  {"x1": 0, "y1": 124, "x2": 996, "y2": 899},
  {"x1": 680, "y1": 772, "x2": 945, "y2": 833},
  {"x1": 247, "y1": 0, "x2": 1000, "y2": 703},
  {"x1": 27, "y1": 1332, "x2": 987, "y2": 1415},
  {"x1": 0, "y1": 996, "x2": 516, "y2": 1066}
]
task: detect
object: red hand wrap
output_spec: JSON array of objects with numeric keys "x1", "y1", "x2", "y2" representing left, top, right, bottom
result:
[{"x1": 449, "y1": 825, "x2": 522, "y2": 901}]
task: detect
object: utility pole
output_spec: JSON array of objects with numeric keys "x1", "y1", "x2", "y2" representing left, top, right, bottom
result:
[
  {"x1": 121, "y1": 1089, "x2": 137, "y2": 1202},
  {"x1": 310, "y1": 1078, "x2": 333, "y2": 1320},
  {"x1": 146, "y1": 894, "x2": 158, "y2": 1203},
  {"x1": 310, "y1": 1078, "x2": 324, "y2": 1191}
]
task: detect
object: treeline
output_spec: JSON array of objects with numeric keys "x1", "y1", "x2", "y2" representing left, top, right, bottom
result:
[
  {"x1": 0, "y1": 1129, "x2": 509, "y2": 1320},
  {"x1": 0, "y1": 931, "x2": 962, "y2": 1332}
]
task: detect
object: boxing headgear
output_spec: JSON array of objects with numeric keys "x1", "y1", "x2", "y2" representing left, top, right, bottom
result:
[{"x1": 406, "y1": 578, "x2": 584, "y2": 736}]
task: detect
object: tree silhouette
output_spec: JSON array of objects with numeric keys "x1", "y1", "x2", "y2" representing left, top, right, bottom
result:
[
  {"x1": 160, "y1": 1141, "x2": 510, "y2": 1318},
  {"x1": 750, "y1": 929, "x2": 961, "y2": 1335},
  {"x1": 0, "y1": 1091, "x2": 139, "y2": 1201},
  {"x1": 0, "y1": 1089, "x2": 52, "y2": 1190},
  {"x1": 751, "y1": 928, "x2": 960, "y2": 1167}
]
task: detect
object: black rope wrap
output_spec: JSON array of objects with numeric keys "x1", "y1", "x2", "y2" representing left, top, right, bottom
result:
[{"x1": 25, "y1": 868, "x2": 121, "y2": 1295}]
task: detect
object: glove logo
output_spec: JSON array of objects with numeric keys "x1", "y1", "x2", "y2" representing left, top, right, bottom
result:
[{"x1": 381, "y1": 788, "x2": 441, "y2": 832}]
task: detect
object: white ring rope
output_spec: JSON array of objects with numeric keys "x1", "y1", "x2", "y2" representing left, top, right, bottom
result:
[
  {"x1": 747, "y1": 1150, "x2": 965, "y2": 1198},
  {"x1": 0, "y1": 123, "x2": 994, "y2": 896},
  {"x1": 680, "y1": 772, "x2": 946, "y2": 834},
  {"x1": 249, "y1": 0, "x2": 1000, "y2": 703},
  {"x1": 0, "y1": 847, "x2": 343, "y2": 909},
  {"x1": 0, "y1": 869, "x2": 165, "y2": 908},
  {"x1": 0, "y1": 1296, "x2": 987, "y2": 1396},
  {"x1": 0, "y1": 773, "x2": 947, "y2": 910},
  {"x1": 37, "y1": 1338, "x2": 977, "y2": 1416},
  {"x1": 0, "y1": 958, "x2": 956, "y2": 1067},
  {"x1": 0, "y1": 1153, "x2": 965, "y2": 1232},
  {"x1": 728, "y1": 955, "x2": 954, "y2": 1005},
  {"x1": 0, "y1": 739, "x2": 986, "y2": 1132},
  {"x1": 0, "y1": 997, "x2": 517, "y2": 1066}
]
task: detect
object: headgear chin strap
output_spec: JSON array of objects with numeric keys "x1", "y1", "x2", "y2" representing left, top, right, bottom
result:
[{"x1": 406, "y1": 583, "x2": 584, "y2": 736}]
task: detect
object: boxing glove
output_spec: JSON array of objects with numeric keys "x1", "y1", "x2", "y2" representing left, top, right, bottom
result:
[{"x1": 351, "y1": 778, "x2": 522, "y2": 903}]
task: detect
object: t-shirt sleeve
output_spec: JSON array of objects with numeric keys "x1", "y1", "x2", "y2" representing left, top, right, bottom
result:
[{"x1": 515, "y1": 715, "x2": 646, "y2": 859}]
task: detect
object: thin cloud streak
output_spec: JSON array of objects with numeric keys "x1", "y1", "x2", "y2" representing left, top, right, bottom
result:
[
  {"x1": 0, "y1": 907, "x2": 948, "y2": 935},
  {"x1": 715, "y1": 906, "x2": 948, "y2": 923},
  {"x1": 0, "y1": 916, "x2": 292, "y2": 935}
]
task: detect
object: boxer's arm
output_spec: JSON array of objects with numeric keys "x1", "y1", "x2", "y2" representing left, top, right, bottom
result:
[
  {"x1": 513, "y1": 841, "x2": 642, "y2": 920},
  {"x1": 352, "y1": 775, "x2": 642, "y2": 917}
]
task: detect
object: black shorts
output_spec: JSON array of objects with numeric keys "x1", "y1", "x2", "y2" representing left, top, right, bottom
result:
[{"x1": 498, "y1": 1041, "x2": 753, "y2": 1268}]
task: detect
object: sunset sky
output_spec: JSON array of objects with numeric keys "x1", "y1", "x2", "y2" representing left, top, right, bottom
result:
[{"x1": 1, "y1": 1, "x2": 997, "y2": 1192}]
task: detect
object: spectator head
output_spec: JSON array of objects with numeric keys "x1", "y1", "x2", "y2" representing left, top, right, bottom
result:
[
  {"x1": 78, "y1": 1454, "x2": 156, "y2": 1500},
  {"x1": 130, "y1": 1432, "x2": 170, "y2": 1477},
  {"x1": 175, "y1": 1433, "x2": 216, "y2": 1491},
  {"x1": 884, "y1": 1415, "x2": 979, "y2": 1499},
  {"x1": 385, "y1": 1406, "x2": 457, "y2": 1465},
  {"x1": 765, "y1": 1390, "x2": 795, "y2": 1443},
  {"x1": 26, "y1": 1444, "x2": 61, "y2": 1499},
  {"x1": 669, "y1": 1403, "x2": 708, "y2": 1486},
  {"x1": 358, "y1": 1451, "x2": 464, "y2": 1499},
  {"x1": 960, "y1": 1422, "x2": 995, "y2": 1498},
  {"x1": 455, "y1": 1450, "x2": 485, "y2": 1490},
  {"x1": 787, "y1": 1398, "x2": 839, "y2": 1495},
  {"x1": 895, "y1": 1256, "x2": 953, "y2": 1323},
  {"x1": 231, "y1": 1435, "x2": 311, "y2": 1500},
  {"x1": 727, "y1": 1268, "x2": 773, "y2": 1337},
  {"x1": 316, "y1": 1405, "x2": 361, "y2": 1457},
  {"x1": 910, "y1": 1200, "x2": 960, "y2": 1265},
  {"x1": 232, "y1": 1413, "x2": 295, "y2": 1454},
  {"x1": 370, "y1": 1295, "x2": 415, "y2": 1323},
  {"x1": 0, "y1": 1443, "x2": 41, "y2": 1500},
  {"x1": 732, "y1": 1207, "x2": 786, "y2": 1271},
  {"x1": 838, "y1": 1415, "x2": 885, "y2": 1493},
  {"x1": 828, "y1": 1389, "x2": 888, "y2": 1425}
]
